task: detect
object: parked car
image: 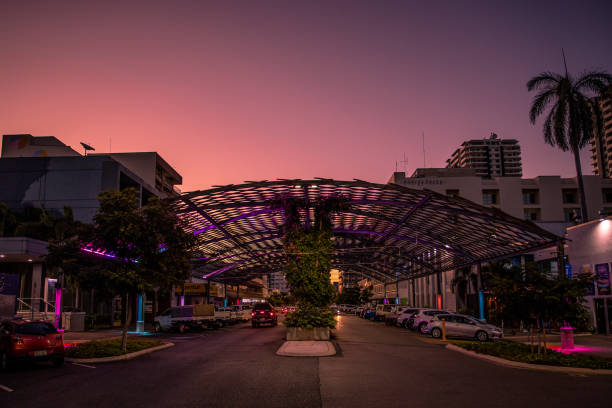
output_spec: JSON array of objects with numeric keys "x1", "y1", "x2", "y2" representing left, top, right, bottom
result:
[
  {"x1": 385, "y1": 306, "x2": 413, "y2": 325},
  {"x1": 374, "y1": 304, "x2": 394, "y2": 321},
  {"x1": 392, "y1": 308, "x2": 421, "y2": 327},
  {"x1": 362, "y1": 307, "x2": 377, "y2": 319},
  {"x1": 411, "y1": 309, "x2": 450, "y2": 334},
  {"x1": 153, "y1": 304, "x2": 226, "y2": 333},
  {"x1": 0, "y1": 319, "x2": 64, "y2": 369},
  {"x1": 428, "y1": 314, "x2": 502, "y2": 341},
  {"x1": 251, "y1": 303, "x2": 278, "y2": 327},
  {"x1": 231, "y1": 305, "x2": 253, "y2": 322}
]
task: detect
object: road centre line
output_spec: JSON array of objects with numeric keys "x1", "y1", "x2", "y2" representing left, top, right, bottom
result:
[
  {"x1": 0, "y1": 384, "x2": 14, "y2": 392},
  {"x1": 72, "y1": 362, "x2": 96, "y2": 369}
]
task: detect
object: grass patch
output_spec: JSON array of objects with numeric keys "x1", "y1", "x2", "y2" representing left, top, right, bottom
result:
[
  {"x1": 65, "y1": 338, "x2": 164, "y2": 358},
  {"x1": 451, "y1": 340, "x2": 612, "y2": 370}
]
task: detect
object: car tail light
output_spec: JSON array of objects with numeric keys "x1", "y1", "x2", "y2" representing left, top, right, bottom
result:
[
  {"x1": 259, "y1": 311, "x2": 264, "y2": 314},
  {"x1": 270, "y1": 312, "x2": 275, "y2": 316},
  {"x1": 251, "y1": 312, "x2": 255, "y2": 316},
  {"x1": 11, "y1": 335, "x2": 24, "y2": 344}
]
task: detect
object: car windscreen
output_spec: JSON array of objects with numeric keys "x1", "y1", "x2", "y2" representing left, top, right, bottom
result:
[
  {"x1": 252, "y1": 303, "x2": 272, "y2": 311},
  {"x1": 15, "y1": 322, "x2": 57, "y2": 335}
]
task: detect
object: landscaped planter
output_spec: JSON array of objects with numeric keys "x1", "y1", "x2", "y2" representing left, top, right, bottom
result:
[{"x1": 286, "y1": 327, "x2": 330, "y2": 341}]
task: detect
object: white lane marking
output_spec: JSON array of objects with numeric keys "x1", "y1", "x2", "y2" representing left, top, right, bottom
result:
[
  {"x1": 0, "y1": 384, "x2": 14, "y2": 392},
  {"x1": 71, "y1": 362, "x2": 96, "y2": 369}
]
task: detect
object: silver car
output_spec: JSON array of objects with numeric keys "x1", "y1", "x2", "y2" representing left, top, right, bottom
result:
[
  {"x1": 427, "y1": 313, "x2": 502, "y2": 341},
  {"x1": 412, "y1": 309, "x2": 449, "y2": 333}
]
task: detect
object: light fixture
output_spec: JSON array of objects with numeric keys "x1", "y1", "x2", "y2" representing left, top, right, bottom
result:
[
  {"x1": 0, "y1": 254, "x2": 5, "y2": 258},
  {"x1": 27, "y1": 259, "x2": 33, "y2": 262}
]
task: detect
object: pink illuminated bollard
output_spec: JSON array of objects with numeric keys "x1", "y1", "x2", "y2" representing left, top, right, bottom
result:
[{"x1": 560, "y1": 325, "x2": 574, "y2": 350}]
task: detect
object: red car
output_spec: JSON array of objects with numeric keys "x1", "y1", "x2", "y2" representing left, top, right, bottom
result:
[
  {"x1": 0, "y1": 319, "x2": 65, "y2": 369},
  {"x1": 251, "y1": 303, "x2": 278, "y2": 328}
]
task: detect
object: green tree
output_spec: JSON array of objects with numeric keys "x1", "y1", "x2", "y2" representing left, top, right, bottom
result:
[
  {"x1": 335, "y1": 286, "x2": 361, "y2": 305},
  {"x1": 484, "y1": 262, "x2": 591, "y2": 329},
  {"x1": 92, "y1": 188, "x2": 194, "y2": 351},
  {"x1": 279, "y1": 196, "x2": 349, "y2": 329},
  {"x1": 359, "y1": 286, "x2": 373, "y2": 305},
  {"x1": 527, "y1": 67, "x2": 612, "y2": 221}
]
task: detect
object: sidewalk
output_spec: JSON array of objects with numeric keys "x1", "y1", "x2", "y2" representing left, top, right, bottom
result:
[
  {"x1": 62, "y1": 323, "x2": 156, "y2": 343},
  {"x1": 504, "y1": 333, "x2": 612, "y2": 361}
]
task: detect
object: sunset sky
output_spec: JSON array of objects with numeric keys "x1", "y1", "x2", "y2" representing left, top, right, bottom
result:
[{"x1": 1, "y1": 1, "x2": 611, "y2": 192}]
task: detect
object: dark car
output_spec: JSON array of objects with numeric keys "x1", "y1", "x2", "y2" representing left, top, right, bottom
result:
[
  {"x1": 0, "y1": 320, "x2": 65, "y2": 369},
  {"x1": 251, "y1": 303, "x2": 277, "y2": 328}
]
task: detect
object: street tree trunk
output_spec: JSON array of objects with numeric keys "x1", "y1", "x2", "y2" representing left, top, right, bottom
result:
[{"x1": 573, "y1": 148, "x2": 589, "y2": 222}]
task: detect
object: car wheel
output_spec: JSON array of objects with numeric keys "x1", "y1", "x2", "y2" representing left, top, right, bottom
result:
[
  {"x1": 476, "y1": 331, "x2": 488, "y2": 342},
  {"x1": 153, "y1": 323, "x2": 162, "y2": 333},
  {"x1": 418, "y1": 323, "x2": 427, "y2": 334},
  {"x1": 51, "y1": 356, "x2": 64, "y2": 367},
  {"x1": 431, "y1": 328, "x2": 442, "y2": 339},
  {"x1": 178, "y1": 323, "x2": 186, "y2": 334},
  {"x1": 217, "y1": 320, "x2": 225, "y2": 328}
]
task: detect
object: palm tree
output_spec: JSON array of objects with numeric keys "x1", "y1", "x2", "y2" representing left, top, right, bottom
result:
[{"x1": 527, "y1": 64, "x2": 612, "y2": 222}]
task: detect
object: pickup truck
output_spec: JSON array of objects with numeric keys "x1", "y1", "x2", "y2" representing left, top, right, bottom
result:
[
  {"x1": 231, "y1": 305, "x2": 252, "y2": 322},
  {"x1": 153, "y1": 304, "x2": 228, "y2": 333}
]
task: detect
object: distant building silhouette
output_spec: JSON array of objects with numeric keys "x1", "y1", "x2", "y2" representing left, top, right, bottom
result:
[{"x1": 446, "y1": 133, "x2": 522, "y2": 177}]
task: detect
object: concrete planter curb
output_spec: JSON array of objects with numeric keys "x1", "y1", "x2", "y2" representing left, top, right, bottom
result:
[
  {"x1": 445, "y1": 343, "x2": 612, "y2": 375},
  {"x1": 66, "y1": 342, "x2": 174, "y2": 364},
  {"x1": 286, "y1": 327, "x2": 330, "y2": 341},
  {"x1": 276, "y1": 341, "x2": 336, "y2": 357}
]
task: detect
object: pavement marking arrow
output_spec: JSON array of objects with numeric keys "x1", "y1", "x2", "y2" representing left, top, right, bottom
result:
[
  {"x1": 0, "y1": 384, "x2": 14, "y2": 392},
  {"x1": 71, "y1": 362, "x2": 96, "y2": 369}
]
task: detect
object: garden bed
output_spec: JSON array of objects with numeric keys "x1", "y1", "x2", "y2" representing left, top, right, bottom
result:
[
  {"x1": 65, "y1": 338, "x2": 164, "y2": 359},
  {"x1": 450, "y1": 340, "x2": 612, "y2": 370}
]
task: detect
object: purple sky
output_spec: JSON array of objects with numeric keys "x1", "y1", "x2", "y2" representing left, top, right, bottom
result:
[{"x1": 1, "y1": 1, "x2": 611, "y2": 191}]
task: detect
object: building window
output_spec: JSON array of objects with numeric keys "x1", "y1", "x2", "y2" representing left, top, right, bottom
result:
[
  {"x1": 562, "y1": 189, "x2": 578, "y2": 204},
  {"x1": 563, "y1": 208, "x2": 581, "y2": 223},
  {"x1": 603, "y1": 188, "x2": 612, "y2": 204},
  {"x1": 446, "y1": 189, "x2": 460, "y2": 198},
  {"x1": 522, "y1": 189, "x2": 539, "y2": 205},
  {"x1": 482, "y1": 190, "x2": 499, "y2": 205},
  {"x1": 524, "y1": 208, "x2": 541, "y2": 221}
]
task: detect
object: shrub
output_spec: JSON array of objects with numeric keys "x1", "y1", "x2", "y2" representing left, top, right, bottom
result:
[
  {"x1": 452, "y1": 340, "x2": 612, "y2": 370},
  {"x1": 283, "y1": 306, "x2": 336, "y2": 329},
  {"x1": 65, "y1": 338, "x2": 163, "y2": 358}
]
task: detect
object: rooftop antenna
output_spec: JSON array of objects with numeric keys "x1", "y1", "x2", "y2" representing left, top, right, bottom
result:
[
  {"x1": 80, "y1": 142, "x2": 95, "y2": 156},
  {"x1": 422, "y1": 131, "x2": 426, "y2": 167},
  {"x1": 400, "y1": 152, "x2": 409, "y2": 172},
  {"x1": 562, "y1": 48, "x2": 568, "y2": 77}
]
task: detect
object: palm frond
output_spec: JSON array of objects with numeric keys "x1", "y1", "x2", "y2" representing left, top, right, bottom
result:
[
  {"x1": 574, "y1": 71, "x2": 612, "y2": 94},
  {"x1": 529, "y1": 89, "x2": 557, "y2": 124},
  {"x1": 553, "y1": 99, "x2": 569, "y2": 151},
  {"x1": 543, "y1": 105, "x2": 556, "y2": 147},
  {"x1": 526, "y1": 72, "x2": 561, "y2": 91}
]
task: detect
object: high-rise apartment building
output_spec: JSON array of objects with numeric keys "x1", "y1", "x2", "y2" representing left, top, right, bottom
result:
[
  {"x1": 446, "y1": 133, "x2": 522, "y2": 177},
  {"x1": 590, "y1": 86, "x2": 612, "y2": 178}
]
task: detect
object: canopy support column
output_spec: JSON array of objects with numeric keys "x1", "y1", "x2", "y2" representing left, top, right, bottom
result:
[{"x1": 476, "y1": 263, "x2": 485, "y2": 321}]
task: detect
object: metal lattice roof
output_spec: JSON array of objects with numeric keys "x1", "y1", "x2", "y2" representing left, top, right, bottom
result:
[{"x1": 171, "y1": 179, "x2": 559, "y2": 284}]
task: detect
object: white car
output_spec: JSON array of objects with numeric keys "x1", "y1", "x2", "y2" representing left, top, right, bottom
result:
[
  {"x1": 231, "y1": 305, "x2": 253, "y2": 322},
  {"x1": 411, "y1": 309, "x2": 451, "y2": 334}
]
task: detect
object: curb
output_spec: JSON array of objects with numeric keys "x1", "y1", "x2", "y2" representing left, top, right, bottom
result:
[
  {"x1": 276, "y1": 341, "x2": 337, "y2": 357},
  {"x1": 66, "y1": 342, "x2": 174, "y2": 364},
  {"x1": 445, "y1": 344, "x2": 612, "y2": 375}
]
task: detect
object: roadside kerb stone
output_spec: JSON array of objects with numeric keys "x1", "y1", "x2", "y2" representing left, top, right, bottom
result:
[
  {"x1": 445, "y1": 343, "x2": 612, "y2": 375},
  {"x1": 276, "y1": 341, "x2": 336, "y2": 357},
  {"x1": 66, "y1": 342, "x2": 174, "y2": 364}
]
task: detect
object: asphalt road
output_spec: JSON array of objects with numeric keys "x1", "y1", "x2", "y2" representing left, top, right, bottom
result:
[{"x1": 1, "y1": 315, "x2": 611, "y2": 408}]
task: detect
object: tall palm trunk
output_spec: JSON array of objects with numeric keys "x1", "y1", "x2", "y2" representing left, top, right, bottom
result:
[{"x1": 572, "y1": 148, "x2": 589, "y2": 222}]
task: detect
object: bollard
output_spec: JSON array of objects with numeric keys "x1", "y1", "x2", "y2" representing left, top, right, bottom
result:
[{"x1": 442, "y1": 318, "x2": 446, "y2": 341}]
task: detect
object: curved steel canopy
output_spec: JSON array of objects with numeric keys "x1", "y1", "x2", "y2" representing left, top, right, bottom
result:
[{"x1": 171, "y1": 179, "x2": 559, "y2": 284}]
